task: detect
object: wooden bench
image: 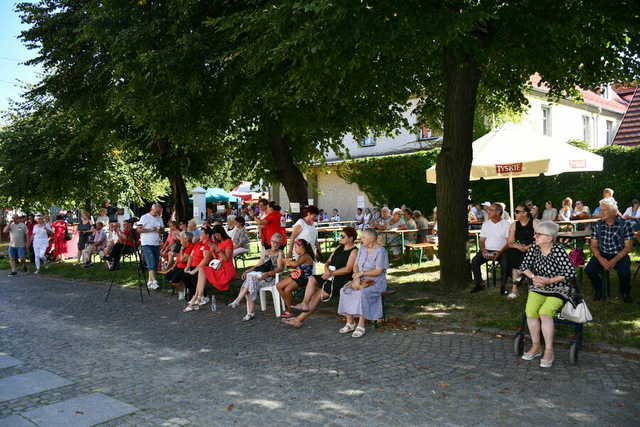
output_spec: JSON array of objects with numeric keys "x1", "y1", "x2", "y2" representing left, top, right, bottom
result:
[
  {"x1": 374, "y1": 290, "x2": 397, "y2": 328},
  {"x1": 404, "y1": 242, "x2": 438, "y2": 266}
]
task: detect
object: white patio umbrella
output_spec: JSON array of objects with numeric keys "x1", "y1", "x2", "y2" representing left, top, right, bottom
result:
[{"x1": 425, "y1": 123, "x2": 604, "y2": 216}]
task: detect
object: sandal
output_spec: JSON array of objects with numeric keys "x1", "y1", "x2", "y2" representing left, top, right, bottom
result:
[
  {"x1": 282, "y1": 318, "x2": 303, "y2": 328},
  {"x1": 351, "y1": 326, "x2": 366, "y2": 338},
  {"x1": 182, "y1": 303, "x2": 200, "y2": 312},
  {"x1": 228, "y1": 301, "x2": 240, "y2": 309},
  {"x1": 197, "y1": 296, "x2": 209, "y2": 306},
  {"x1": 291, "y1": 303, "x2": 310, "y2": 312},
  {"x1": 280, "y1": 311, "x2": 294, "y2": 319},
  {"x1": 339, "y1": 323, "x2": 356, "y2": 334}
]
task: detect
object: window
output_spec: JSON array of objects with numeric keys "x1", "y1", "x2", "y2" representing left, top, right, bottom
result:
[
  {"x1": 542, "y1": 106, "x2": 552, "y2": 136},
  {"x1": 417, "y1": 126, "x2": 432, "y2": 141},
  {"x1": 358, "y1": 135, "x2": 376, "y2": 147},
  {"x1": 606, "y1": 120, "x2": 614, "y2": 144},
  {"x1": 602, "y1": 85, "x2": 610, "y2": 100},
  {"x1": 582, "y1": 115, "x2": 592, "y2": 144}
]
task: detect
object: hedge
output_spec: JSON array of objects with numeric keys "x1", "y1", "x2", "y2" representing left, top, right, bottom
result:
[{"x1": 336, "y1": 145, "x2": 640, "y2": 214}]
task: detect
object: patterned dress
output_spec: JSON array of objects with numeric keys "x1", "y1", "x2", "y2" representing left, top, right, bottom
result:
[
  {"x1": 519, "y1": 244, "x2": 576, "y2": 301},
  {"x1": 241, "y1": 250, "x2": 282, "y2": 300},
  {"x1": 338, "y1": 245, "x2": 389, "y2": 320}
]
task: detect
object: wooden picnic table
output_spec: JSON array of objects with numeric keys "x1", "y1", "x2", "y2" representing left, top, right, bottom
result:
[
  {"x1": 556, "y1": 218, "x2": 599, "y2": 232},
  {"x1": 379, "y1": 229, "x2": 417, "y2": 256}
]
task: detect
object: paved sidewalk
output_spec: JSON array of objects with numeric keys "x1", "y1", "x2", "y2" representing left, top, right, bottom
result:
[{"x1": 0, "y1": 273, "x2": 638, "y2": 426}]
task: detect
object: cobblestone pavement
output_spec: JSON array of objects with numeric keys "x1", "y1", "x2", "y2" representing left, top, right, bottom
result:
[{"x1": 1, "y1": 274, "x2": 639, "y2": 426}]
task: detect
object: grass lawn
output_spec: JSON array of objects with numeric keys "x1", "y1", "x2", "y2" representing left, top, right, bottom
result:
[{"x1": 1, "y1": 240, "x2": 639, "y2": 349}]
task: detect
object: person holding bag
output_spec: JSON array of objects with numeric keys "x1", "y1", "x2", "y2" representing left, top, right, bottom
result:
[
  {"x1": 228, "y1": 233, "x2": 285, "y2": 321},
  {"x1": 519, "y1": 221, "x2": 577, "y2": 368}
]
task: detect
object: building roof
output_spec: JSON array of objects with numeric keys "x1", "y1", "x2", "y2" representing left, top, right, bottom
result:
[
  {"x1": 529, "y1": 74, "x2": 628, "y2": 114},
  {"x1": 613, "y1": 87, "x2": 640, "y2": 147}
]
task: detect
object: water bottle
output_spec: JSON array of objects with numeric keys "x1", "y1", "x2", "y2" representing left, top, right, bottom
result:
[{"x1": 210, "y1": 296, "x2": 217, "y2": 312}]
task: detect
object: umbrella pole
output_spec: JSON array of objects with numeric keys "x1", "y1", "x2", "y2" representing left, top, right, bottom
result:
[{"x1": 509, "y1": 176, "x2": 514, "y2": 219}]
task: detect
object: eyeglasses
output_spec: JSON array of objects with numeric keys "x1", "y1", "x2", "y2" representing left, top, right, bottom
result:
[{"x1": 515, "y1": 209, "x2": 524, "y2": 214}]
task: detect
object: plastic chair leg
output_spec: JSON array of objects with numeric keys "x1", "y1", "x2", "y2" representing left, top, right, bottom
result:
[{"x1": 259, "y1": 288, "x2": 268, "y2": 311}]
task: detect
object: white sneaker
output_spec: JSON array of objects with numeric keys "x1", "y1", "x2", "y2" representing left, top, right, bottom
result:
[
  {"x1": 34, "y1": 269, "x2": 40, "y2": 275},
  {"x1": 178, "y1": 291, "x2": 186, "y2": 301},
  {"x1": 228, "y1": 300, "x2": 240, "y2": 309},
  {"x1": 147, "y1": 280, "x2": 159, "y2": 290},
  {"x1": 197, "y1": 296, "x2": 209, "y2": 305},
  {"x1": 242, "y1": 313, "x2": 255, "y2": 321}
]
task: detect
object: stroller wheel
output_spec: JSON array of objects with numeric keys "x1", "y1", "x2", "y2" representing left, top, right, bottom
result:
[
  {"x1": 569, "y1": 343, "x2": 579, "y2": 365},
  {"x1": 514, "y1": 334, "x2": 525, "y2": 356}
]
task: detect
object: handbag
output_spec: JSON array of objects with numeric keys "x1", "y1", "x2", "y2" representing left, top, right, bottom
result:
[
  {"x1": 290, "y1": 267, "x2": 302, "y2": 279},
  {"x1": 568, "y1": 247, "x2": 585, "y2": 267},
  {"x1": 559, "y1": 299, "x2": 593, "y2": 323},
  {"x1": 208, "y1": 258, "x2": 222, "y2": 270},
  {"x1": 253, "y1": 259, "x2": 274, "y2": 273}
]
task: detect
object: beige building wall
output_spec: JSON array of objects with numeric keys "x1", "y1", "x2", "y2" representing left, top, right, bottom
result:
[
  {"x1": 315, "y1": 170, "x2": 371, "y2": 220},
  {"x1": 270, "y1": 170, "x2": 372, "y2": 221}
]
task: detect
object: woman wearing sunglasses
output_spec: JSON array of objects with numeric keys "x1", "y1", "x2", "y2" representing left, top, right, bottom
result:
[
  {"x1": 520, "y1": 221, "x2": 576, "y2": 368},
  {"x1": 283, "y1": 227, "x2": 358, "y2": 328},
  {"x1": 504, "y1": 204, "x2": 538, "y2": 298}
]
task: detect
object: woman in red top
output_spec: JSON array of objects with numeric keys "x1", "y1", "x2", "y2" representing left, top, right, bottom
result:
[
  {"x1": 161, "y1": 232, "x2": 193, "y2": 301},
  {"x1": 51, "y1": 214, "x2": 68, "y2": 261},
  {"x1": 184, "y1": 225, "x2": 236, "y2": 312},
  {"x1": 258, "y1": 202, "x2": 286, "y2": 250},
  {"x1": 183, "y1": 229, "x2": 212, "y2": 311}
]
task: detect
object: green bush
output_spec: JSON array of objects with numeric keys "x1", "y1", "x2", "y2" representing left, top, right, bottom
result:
[{"x1": 337, "y1": 145, "x2": 640, "y2": 213}]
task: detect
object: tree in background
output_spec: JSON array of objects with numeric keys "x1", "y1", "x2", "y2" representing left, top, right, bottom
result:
[
  {"x1": 16, "y1": 0, "x2": 233, "y2": 221},
  {"x1": 221, "y1": 1, "x2": 640, "y2": 286},
  {"x1": 0, "y1": 97, "x2": 166, "y2": 212}
]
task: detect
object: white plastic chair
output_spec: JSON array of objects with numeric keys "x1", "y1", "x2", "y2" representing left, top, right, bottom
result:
[{"x1": 259, "y1": 272, "x2": 286, "y2": 317}]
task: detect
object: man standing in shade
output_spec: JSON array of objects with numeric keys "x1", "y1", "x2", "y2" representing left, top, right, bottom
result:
[{"x1": 139, "y1": 203, "x2": 164, "y2": 290}]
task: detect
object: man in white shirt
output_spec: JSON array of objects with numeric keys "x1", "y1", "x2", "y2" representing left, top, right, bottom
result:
[
  {"x1": 470, "y1": 203, "x2": 510, "y2": 294},
  {"x1": 138, "y1": 203, "x2": 164, "y2": 289}
]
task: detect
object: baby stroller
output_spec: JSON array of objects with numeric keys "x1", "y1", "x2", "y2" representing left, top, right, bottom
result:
[{"x1": 513, "y1": 279, "x2": 587, "y2": 365}]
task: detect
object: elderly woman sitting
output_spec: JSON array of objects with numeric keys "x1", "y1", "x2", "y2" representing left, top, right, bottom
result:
[
  {"x1": 337, "y1": 228, "x2": 389, "y2": 338},
  {"x1": 519, "y1": 221, "x2": 576, "y2": 368}
]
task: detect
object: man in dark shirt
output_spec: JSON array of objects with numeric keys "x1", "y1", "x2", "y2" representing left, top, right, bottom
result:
[{"x1": 585, "y1": 200, "x2": 634, "y2": 302}]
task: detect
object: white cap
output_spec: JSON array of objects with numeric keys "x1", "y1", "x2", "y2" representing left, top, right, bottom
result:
[{"x1": 392, "y1": 208, "x2": 403, "y2": 215}]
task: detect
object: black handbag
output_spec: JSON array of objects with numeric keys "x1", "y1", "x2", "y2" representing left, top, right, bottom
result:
[{"x1": 253, "y1": 259, "x2": 274, "y2": 273}]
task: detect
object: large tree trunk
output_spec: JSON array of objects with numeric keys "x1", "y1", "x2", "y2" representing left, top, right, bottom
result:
[
  {"x1": 155, "y1": 137, "x2": 190, "y2": 223},
  {"x1": 269, "y1": 133, "x2": 308, "y2": 221},
  {"x1": 436, "y1": 49, "x2": 481, "y2": 288},
  {"x1": 169, "y1": 173, "x2": 190, "y2": 222}
]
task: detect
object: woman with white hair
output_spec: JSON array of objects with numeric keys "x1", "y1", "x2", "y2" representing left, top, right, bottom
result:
[
  {"x1": 337, "y1": 228, "x2": 389, "y2": 338},
  {"x1": 519, "y1": 221, "x2": 576, "y2": 368}
]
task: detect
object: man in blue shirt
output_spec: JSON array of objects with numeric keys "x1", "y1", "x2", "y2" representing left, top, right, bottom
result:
[{"x1": 585, "y1": 199, "x2": 635, "y2": 303}]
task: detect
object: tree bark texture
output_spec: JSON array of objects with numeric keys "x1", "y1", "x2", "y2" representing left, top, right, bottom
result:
[
  {"x1": 155, "y1": 138, "x2": 190, "y2": 223},
  {"x1": 436, "y1": 49, "x2": 481, "y2": 288},
  {"x1": 269, "y1": 133, "x2": 308, "y2": 221},
  {"x1": 169, "y1": 173, "x2": 190, "y2": 222}
]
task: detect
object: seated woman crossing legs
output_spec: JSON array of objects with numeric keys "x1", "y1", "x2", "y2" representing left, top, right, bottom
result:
[
  {"x1": 283, "y1": 227, "x2": 358, "y2": 328},
  {"x1": 184, "y1": 225, "x2": 236, "y2": 312},
  {"x1": 229, "y1": 233, "x2": 285, "y2": 321}
]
